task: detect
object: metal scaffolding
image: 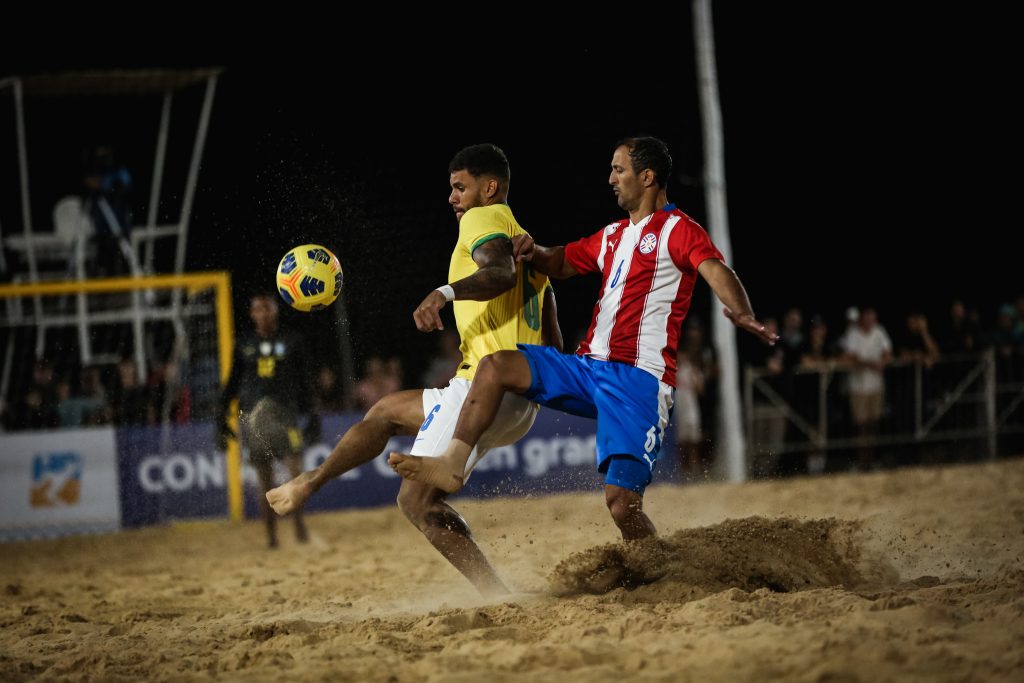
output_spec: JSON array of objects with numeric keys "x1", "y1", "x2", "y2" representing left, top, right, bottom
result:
[{"x1": 0, "y1": 69, "x2": 221, "y2": 383}]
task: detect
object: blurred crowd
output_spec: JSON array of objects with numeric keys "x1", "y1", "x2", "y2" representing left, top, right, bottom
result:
[
  {"x1": 677, "y1": 296, "x2": 1024, "y2": 477},
  {"x1": 4, "y1": 298, "x2": 1023, "y2": 447},
  {"x1": 1, "y1": 358, "x2": 191, "y2": 431}
]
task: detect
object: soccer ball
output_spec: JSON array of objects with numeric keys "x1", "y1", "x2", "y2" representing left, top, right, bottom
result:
[{"x1": 275, "y1": 244, "x2": 343, "y2": 312}]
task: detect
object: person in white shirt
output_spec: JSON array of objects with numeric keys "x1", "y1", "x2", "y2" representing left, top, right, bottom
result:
[{"x1": 840, "y1": 307, "x2": 892, "y2": 470}]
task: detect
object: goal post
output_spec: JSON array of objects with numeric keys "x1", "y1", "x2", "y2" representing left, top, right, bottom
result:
[{"x1": 0, "y1": 272, "x2": 246, "y2": 523}]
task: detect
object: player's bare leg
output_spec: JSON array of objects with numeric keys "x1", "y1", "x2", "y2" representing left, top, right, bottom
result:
[
  {"x1": 389, "y1": 351, "x2": 532, "y2": 492},
  {"x1": 267, "y1": 390, "x2": 424, "y2": 515},
  {"x1": 283, "y1": 453, "x2": 309, "y2": 543},
  {"x1": 396, "y1": 478, "x2": 508, "y2": 597},
  {"x1": 255, "y1": 460, "x2": 279, "y2": 549},
  {"x1": 605, "y1": 485, "x2": 656, "y2": 540}
]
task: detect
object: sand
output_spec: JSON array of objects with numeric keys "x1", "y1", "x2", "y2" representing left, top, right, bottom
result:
[{"x1": 2, "y1": 457, "x2": 1023, "y2": 682}]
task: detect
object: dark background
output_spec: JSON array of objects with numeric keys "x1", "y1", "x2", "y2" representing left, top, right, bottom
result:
[{"x1": 1, "y1": 6, "x2": 1014, "y2": 383}]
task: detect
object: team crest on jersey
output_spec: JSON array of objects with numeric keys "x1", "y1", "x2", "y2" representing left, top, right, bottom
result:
[{"x1": 638, "y1": 233, "x2": 658, "y2": 254}]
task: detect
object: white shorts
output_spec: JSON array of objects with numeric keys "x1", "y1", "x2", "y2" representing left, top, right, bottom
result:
[{"x1": 411, "y1": 378, "x2": 538, "y2": 480}]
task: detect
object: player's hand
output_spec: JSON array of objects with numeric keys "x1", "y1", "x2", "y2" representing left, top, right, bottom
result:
[
  {"x1": 722, "y1": 307, "x2": 779, "y2": 346},
  {"x1": 511, "y1": 234, "x2": 535, "y2": 262},
  {"x1": 215, "y1": 419, "x2": 235, "y2": 451},
  {"x1": 414, "y1": 290, "x2": 448, "y2": 332}
]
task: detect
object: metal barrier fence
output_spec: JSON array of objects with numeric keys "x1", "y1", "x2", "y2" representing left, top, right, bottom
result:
[{"x1": 744, "y1": 350, "x2": 1022, "y2": 474}]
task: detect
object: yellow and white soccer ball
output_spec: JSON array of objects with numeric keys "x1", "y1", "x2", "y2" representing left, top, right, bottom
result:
[{"x1": 275, "y1": 244, "x2": 343, "y2": 312}]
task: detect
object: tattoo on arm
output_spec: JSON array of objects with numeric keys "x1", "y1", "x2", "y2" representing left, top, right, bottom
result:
[{"x1": 452, "y1": 237, "x2": 517, "y2": 301}]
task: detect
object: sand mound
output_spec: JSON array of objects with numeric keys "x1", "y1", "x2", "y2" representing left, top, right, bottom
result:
[{"x1": 550, "y1": 516, "x2": 892, "y2": 599}]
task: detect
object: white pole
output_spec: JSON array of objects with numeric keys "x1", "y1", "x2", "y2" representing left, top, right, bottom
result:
[
  {"x1": 172, "y1": 75, "x2": 217, "y2": 323},
  {"x1": 13, "y1": 79, "x2": 36, "y2": 284},
  {"x1": 175, "y1": 75, "x2": 218, "y2": 277},
  {"x1": 146, "y1": 91, "x2": 173, "y2": 274},
  {"x1": 694, "y1": 0, "x2": 747, "y2": 483}
]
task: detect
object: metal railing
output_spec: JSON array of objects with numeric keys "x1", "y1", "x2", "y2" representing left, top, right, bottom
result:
[{"x1": 743, "y1": 350, "x2": 1018, "y2": 472}]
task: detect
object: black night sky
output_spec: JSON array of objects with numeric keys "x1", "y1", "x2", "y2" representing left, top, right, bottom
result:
[{"x1": 1, "y1": 6, "x2": 1014, "y2": 382}]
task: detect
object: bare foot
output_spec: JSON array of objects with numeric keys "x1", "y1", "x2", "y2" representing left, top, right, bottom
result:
[
  {"x1": 266, "y1": 471, "x2": 316, "y2": 516},
  {"x1": 387, "y1": 452, "x2": 464, "y2": 493}
]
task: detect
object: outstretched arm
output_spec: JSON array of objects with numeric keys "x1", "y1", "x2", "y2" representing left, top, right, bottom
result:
[
  {"x1": 698, "y1": 258, "x2": 778, "y2": 345},
  {"x1": 413, "y1": 237, "x2": 517, "y2": 332},
  {"x1": 511, "y1": 234, "x2": 578, "y2": 279}
]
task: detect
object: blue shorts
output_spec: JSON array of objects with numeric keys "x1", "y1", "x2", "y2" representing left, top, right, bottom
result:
[{"x1": 516, "y1": 344, "x2": 674, "y2": 494}]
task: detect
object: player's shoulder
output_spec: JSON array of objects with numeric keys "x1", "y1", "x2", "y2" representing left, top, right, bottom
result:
[
  {"x1": 663, "y1": 207, "x2": 713, "y2": 248},
  {"x1": 461, "y1": 204, "x2": 515, "y2": 235},
  {"x1": 463, "y1": 204, "x2": 511, "y2": 223},
  {"x1": 602, "y1": 218, "x2": 629, "y2": 235},
  {"x1": 665, "y1": 206, "x2": 704, "y2": 231}
]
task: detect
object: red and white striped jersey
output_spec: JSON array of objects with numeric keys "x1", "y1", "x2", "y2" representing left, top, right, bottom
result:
[{"x1": 564, "y1": 205, "x2": 723, "y2": 387}]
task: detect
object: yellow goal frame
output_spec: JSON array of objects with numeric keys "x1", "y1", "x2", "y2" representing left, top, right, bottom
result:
[{"x1": 0, "y1": 272, "x2": 245, "y2": 522}]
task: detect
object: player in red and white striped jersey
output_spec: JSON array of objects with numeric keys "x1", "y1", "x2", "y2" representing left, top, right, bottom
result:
[{"x1": 391, "y1": 137, "x2": 777, "y2": 541}]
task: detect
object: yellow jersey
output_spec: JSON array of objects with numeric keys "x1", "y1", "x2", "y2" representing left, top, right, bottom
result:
[{"x1": 449, "y1": 204, "x2": 549, "y2": 380}]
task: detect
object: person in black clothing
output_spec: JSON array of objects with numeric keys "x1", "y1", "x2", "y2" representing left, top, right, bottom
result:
[
  {"x1": 112, "y1": 358, "x2": 149, "y2": 425},
  {"x1": 4, "y1": 359, "x2": 59, "y2": 430},
  {"x1": 936, "y1": 299, "x2": 978, "y2": 354},
  {"x1": 217, "y1": 294, "x2": 320, "y2": 548},
  {"x1": 895, "y1": 312, "x2": 940, "y2": 367},
  {"x1": 83, "y1": 145, "x2": 134, "y2": 277}
]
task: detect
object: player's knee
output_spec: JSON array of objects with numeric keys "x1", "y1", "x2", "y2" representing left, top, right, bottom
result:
[
  {"x1": 366, "y1": 392, "x2": 407, "y2": 430},
  {"x1": 475, "y1": 353, "x2": 501, "y2": 382},
  {"x1": 479, "y1": 351, "x2": 530, "y2": 392},
  {"x1": 366, "y1": 395, "x2": 394, "y2": 422}
]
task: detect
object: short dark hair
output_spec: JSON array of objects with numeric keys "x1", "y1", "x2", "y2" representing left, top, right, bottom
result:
[
  {"x1": 448, "y1": 143, "x2": 510, "y2": 183},
  {"x1": 616, "y1": 136, "x2": 673, "y2": 188}
]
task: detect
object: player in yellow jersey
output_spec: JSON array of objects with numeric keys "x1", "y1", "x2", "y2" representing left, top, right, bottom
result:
[{"x1": 265, "y1": 144, "x2": 561, "y2": 596}]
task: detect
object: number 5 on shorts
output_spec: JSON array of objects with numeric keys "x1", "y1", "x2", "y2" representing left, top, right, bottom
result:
[{"x1": 644, "y1": 425, "x2": 660, "y2": 454}]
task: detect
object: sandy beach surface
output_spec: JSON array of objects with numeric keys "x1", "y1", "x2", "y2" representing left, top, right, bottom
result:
[{"x1": 2, "y1": 457, "x2": 1023, "y2": 682}]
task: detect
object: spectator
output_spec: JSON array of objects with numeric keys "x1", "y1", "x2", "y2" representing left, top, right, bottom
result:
[
  {"x1": 80, "y1": 366, "x2": 112, "y2": 425},
  {"x1": 750, "y1": 317, "x2": 786, "y2": 476},
  {"x1": 798, "y1": 315, "x2": 832, "y2": 474},
  {"x1": 990, "y1": 303, "x2": 1022, "y2": 381},
  {"x1": 937, "y1": 299, "x2": 977, "y2": 354},
  {"x1": 681, "y1": 319, "x2": 718, "y2": 471},
  {"x1": 799, "y1": 315, "x2": 831, "y2": 369},
  {"x1": 4, "y1": 359, "x2": 60, "y2": 430},
  {"x1": 56, "y1": 376, "x2": 104, "y2": 428},
  {"x1": 896, "y1": 313, "x2": 940, "y2": 367},
  {"x1": 315, "y1": 365, "x2": 345, "y2": 413},
  {"x1": 111, "y1": 358, "x2": 149, "y2": 425},
  {"x1": 779, "y1": 307, "x2": 805, "y2": 372},
  {"x1": 840, "y1": 307, "x2": 892, "y2": 470},
  {"x1": 148, "y1": 360, "x2": 191, "y2": 424},
  {"x1": 83, "y1": 145, "x2": 133, "y2": 277},
  {"x1": 674, "y1": 342, "x2": 706, "y2": 480}
]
